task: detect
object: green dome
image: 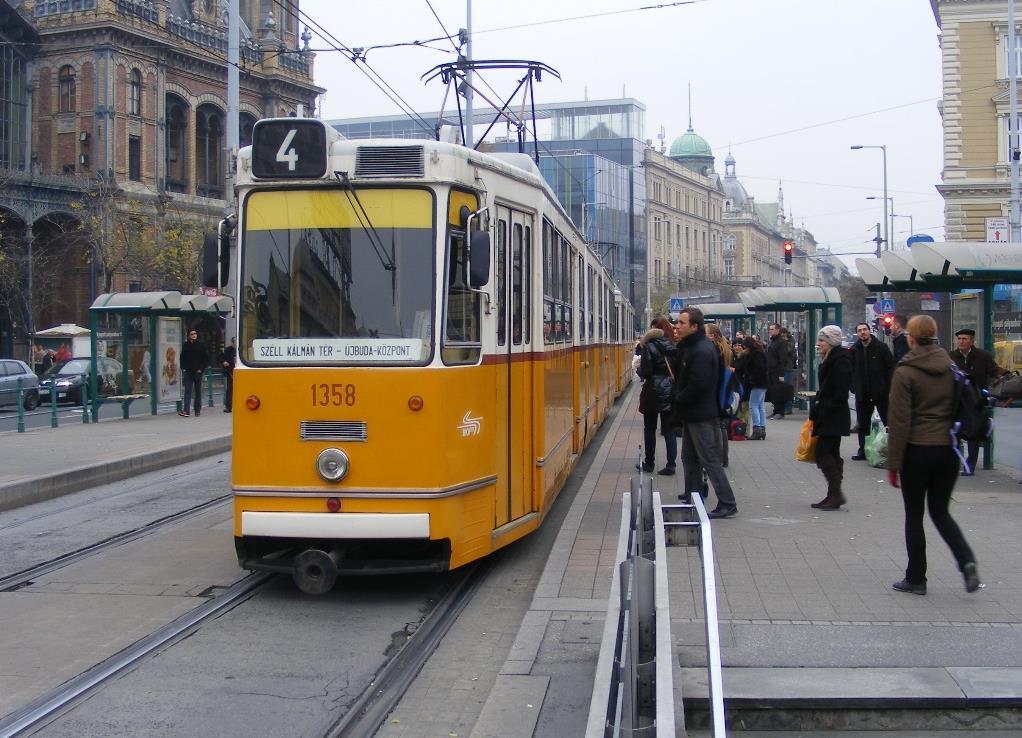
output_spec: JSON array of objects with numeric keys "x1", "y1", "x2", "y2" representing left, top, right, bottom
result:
[{"x1": 669, "y1": 128, "x2": 713, "y2": 158}]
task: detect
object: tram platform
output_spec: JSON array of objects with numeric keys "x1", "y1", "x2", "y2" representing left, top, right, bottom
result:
[{"x1": 460, "y1": 384, "x2": 1022, "y2": 737}]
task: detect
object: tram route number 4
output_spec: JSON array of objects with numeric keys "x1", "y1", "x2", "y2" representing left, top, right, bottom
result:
[{"x1": 276, "y1": 129, "x2": 299, "y2": 171}]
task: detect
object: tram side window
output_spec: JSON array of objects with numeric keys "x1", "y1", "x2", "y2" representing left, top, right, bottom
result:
[
  {"x1": 561, "y1": 237, "x2": 573, "y2": 342},
  {"x1": 587, "y1": 266, "x2": 595, "y2": 339},
  {"x1": 578, "y1": 254, "x2": 586, "y2": 341},
  {"x1": 442, "y1": 230, "x2": 481, "y2": 365},
  {"x1": 497, "y1": 219, "x2": 507, "y2": 347},
  {"x1": 542, "y1": 222, "x2": 553, "y2": 344},
  {"x1": 522, "y1": 225, "x2": 531, "y2": 344},
  {"x1": 512, "y1": 224, "x2": 524, "y2": 345}
]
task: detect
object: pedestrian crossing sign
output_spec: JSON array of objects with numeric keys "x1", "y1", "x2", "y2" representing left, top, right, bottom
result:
[{"x1": 669, "y1": 297, "x2": 684, "y2": 313}]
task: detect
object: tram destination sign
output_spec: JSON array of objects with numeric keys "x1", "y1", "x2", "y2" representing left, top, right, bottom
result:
[
  {"x1": 253, "y1": 338, "x2": 425, "y2": 363},
  {"x1": 251, "y1": 119, "x2": 328, "y2": 179}
]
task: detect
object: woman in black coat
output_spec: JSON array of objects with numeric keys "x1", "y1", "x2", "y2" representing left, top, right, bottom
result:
[
  {"x1": 741, "y1": 336, "x2": 769, "y2": 440},
  {"x1": 637, "y1": 317, "x2": 677, "y2": 474},
  {"x1": 809, "y1": 325, "x2": 853, "y2": 510}
]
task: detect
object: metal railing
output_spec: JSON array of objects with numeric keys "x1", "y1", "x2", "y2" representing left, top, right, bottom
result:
[
  {"x1": 587, "y1": 472, "x2": 675, "y2": 737},
  {"x1": 663, "y1": 493, "x2": 726, "y2": 737}
]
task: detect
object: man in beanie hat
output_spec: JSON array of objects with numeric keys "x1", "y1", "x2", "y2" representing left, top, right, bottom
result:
[
  {"x1": 809, "y1": 326, "x2": 853, "y2": 510},
  {"x1": 948, "y1": 328, "x2": 1005, "y2": 475},
  {"x1": 850, "y1": 322, "x2": 894, "y2": 461}
]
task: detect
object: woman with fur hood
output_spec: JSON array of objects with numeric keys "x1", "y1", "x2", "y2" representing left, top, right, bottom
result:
[{"x1": 637, "y1": 317, "x2": 678, "y2": 474}]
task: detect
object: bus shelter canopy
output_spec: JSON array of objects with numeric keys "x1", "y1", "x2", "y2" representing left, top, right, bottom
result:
[
  {"x1": 739, "y1": 287, "x2": 841, "y2": 311},
  {"x1": 689, "y1": 302, "x2": 753, "y2": 319},
  {"x1": 857, "y1": 242, "x2": 1022, "y2": 292},
  {"x1": 90, "y1": 291, "x2": 233, "y2": 316}
]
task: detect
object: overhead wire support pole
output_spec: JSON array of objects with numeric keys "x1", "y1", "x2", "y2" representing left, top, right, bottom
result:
[
  {"x1": 1011, "y1": 0, "x2": 1021, "y2": 242},
  {"x1": 464, "y1": 0, "x2": 473, "y2": 149}
]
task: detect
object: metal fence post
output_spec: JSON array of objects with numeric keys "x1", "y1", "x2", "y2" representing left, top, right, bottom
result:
[
  {"x1": 206, "y1": 367, "x2": 214, "y2": 407},
  {"x1": 50, "y1": 386, "x2": 58, "y2": 428},
  {"x1": 81, "y1": 373, "x2": 90, "y2": 424},
  {"x1": 16, "y1": 378, "x2": 25, "y2": 433}
]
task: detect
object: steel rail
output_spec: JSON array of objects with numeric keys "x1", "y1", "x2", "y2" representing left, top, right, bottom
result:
[
  {"x1": 324, "y1": 561, "x2": 487, "y2": 738},
  {"x1": 0, "y1": 571, "x2": 273, "y2": 738},
  {"x1": 0, "y1": 494, "x2": 232, "y2": 592}
]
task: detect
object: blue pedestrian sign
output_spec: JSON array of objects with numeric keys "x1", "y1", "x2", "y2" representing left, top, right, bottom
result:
[
  {"x1": 879, "y1": 298, "x2": 896, "y2": 314},
  {"x1": 668, "y1": 297, "x2": 685, "y2": 313}
]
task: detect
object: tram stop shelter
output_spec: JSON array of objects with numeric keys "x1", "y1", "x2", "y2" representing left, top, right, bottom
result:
[
  {"x1": 689, "y1": 302, "x2": 756, "y2": 335},
  {"x1": 856, "y1": 242, "x2": 1022, "y2": 470},
  {"x1": 87, "y1": 291, "x2": 233, "y2": 421},
  {"x1": 736, "y1": 287, "x2": 843, "y2": 391}
]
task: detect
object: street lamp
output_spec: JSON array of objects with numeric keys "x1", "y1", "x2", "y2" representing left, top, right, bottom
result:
[
  {"x1": 851, "y1": 145, "x2": 888, "y2": 252},
  {"x1": 891, "y1": 213, "x2": 914, "y2": 247}
]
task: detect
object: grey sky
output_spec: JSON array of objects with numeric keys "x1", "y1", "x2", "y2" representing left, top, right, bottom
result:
[{"x1": 298, "y1": 0, "x2": 945, "y2": 264}]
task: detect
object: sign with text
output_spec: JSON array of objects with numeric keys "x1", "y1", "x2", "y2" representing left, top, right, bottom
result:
[
  {"x1": 252, "y1": 338, "x2": 426, "y2": 363},
  {"x1": 986, "y1": 217, "x2": 1010, "y2": 243}
]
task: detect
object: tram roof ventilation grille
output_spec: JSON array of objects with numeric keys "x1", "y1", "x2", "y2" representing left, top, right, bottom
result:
[
  {"x1": 300, "y1": 421, "x2": 367, "y2": 442},
  {"x1": 355, "y1": 146, "x2": 425, "y2": 178}
]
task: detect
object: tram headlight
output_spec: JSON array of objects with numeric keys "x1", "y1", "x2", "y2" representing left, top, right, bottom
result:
[{"x1": 316, "y1": 448, "x2": 349, "y2": 483}]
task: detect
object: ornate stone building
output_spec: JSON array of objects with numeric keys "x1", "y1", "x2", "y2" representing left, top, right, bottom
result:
[
  {"x1": 720, "y1": 153, "x2": 817, "y2": 289},
  {"x1": 931, "y1": 0, "x2": 1020, "y2": 239},
  {"x1": 643, "y1": 123, "x2": 726, "y2": 311},
  {"x1": 0, "y1": 0, "x2": 321, "y2": 357}
]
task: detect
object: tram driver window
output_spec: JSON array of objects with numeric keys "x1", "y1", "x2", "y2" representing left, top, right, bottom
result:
[{"x1": 442, "y1": 230, "x2": 481, "y2": 365}]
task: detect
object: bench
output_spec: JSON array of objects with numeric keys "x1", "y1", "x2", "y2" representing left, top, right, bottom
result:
[
  {"x1": 101, "y1": 393, "x2": 150, "y2": 419},
  {"x1": 796, "y1": 390, "x2": 817, "y2": 411}
]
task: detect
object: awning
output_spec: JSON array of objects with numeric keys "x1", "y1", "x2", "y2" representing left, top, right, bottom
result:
[
  {"x1": 690, "y1": 302, "x2": 754, "y2": 319},
  {"x1": 739, "y1": 287, "x2": 841, "y2": 311},
  {"x1": 180, "y1": 294, "x2": 235, "y2": 314},
  {"x1": 90, "y1": 292, "x2": 182, "y2": 311},
  {"x1": 34, "y1": 323, "x2": 91, "y2": 337}
]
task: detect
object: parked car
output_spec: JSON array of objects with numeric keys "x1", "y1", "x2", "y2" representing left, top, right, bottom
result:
[
  {"x1": 0, "y1": 359, "x2": 41, "y2": 410},
  {"x1": 38, "y1": 357, "x2": 134, "y2": 405}
]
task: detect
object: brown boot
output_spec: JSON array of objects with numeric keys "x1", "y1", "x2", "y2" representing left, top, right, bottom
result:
[{"x1": 815, "y1": 457, "x2": 846, "y2": 510}]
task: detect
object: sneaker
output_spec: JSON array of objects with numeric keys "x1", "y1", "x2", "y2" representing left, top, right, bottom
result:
[
  {"x1": 892, "y1": 579, "x2": 926, "y2": 595},
  {"x1": 962, "y1": 562, "x2": 982, "y2": 593},
  {"x1": 178, "y1": 410, "x2": 190, "y2": 417},
  {"x1": 657, "y1": 466, "x2": 676, "y2": 476},
  {"x1": 707, "y1": 505, "x2": 738, "y2": 519}
]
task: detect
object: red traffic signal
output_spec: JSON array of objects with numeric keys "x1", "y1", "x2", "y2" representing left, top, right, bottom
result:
[
  {"x1": 783, "y1": 240, "x2": 794, "y2": 265},
  {"x1": 881, "y1": 313, "x2": 894, "y2": 335}
]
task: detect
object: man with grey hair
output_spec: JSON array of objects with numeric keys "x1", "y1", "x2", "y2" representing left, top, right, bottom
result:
[{"x1": 671, "y1": 307, "x2": 738, "y2": 519}]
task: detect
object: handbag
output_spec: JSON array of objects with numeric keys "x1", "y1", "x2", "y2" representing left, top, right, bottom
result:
[{"x1": 795, "y1": 418, "x2": 817, "y2": 463}]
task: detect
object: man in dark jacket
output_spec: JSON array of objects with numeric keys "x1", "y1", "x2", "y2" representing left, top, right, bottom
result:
[
  {"x1": 766, "y1": 323, "x2": 790, "y2": 419},
  {"x1": 891, "y1": 314, "x2": 910, "y2": 363},
  {"x1": 851, "y1": 322, "x2": 894, "y2": 460},
  {"x1": 671, "y1": 307, "x2": 738, "y2": 519},
  {"x1": 949, "y1": 328, "x2": 1005, "y2": 475},
  {"x1": 179, "y1": 328, "x2": 209, "y2": 417},
  {"x1": 220, "y1": 337, "x2": 237, "y2": 413}
]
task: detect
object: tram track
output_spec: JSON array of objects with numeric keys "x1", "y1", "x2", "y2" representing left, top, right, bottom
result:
[
  {"x1": 0, "y1": 571, "x2": 275, "y2": 738},
  {"x1": 325, "y1": 560, "x2": 489, "y2": 738},
  {"x1": 0, "y1": 493, "x2": 232, "y2": 592}
]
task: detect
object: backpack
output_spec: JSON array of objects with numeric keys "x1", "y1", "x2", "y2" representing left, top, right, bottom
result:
[{"x1": 949, "y1": 363, "x2": 992, "y2": 444}]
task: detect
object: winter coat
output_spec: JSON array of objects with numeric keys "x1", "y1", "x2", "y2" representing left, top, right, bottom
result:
[
  {"x1": 948, "y1": 346, "x2": 1003, "y2": 392},
  {"x1": 851, "y1": 337, "x2": 894, "y2": 403},
  {"x1": 732, "y1": 352, "x2": 751, "y2": 400},
  {"x1": 637, "y1": 329, "x2": 676, "y2": 414},
  {"x1": 766, "y1": 334, "x2": 789, "y2": 382},
  {"x1": 671, "y1": 331, "x2": 722, "y2": 424},
  {"x1": 892, "y1": 332, "x2": 910, "y2": 363},
  {"x1": 810, "y1": 346, "x2": 852, "y2": 438},
  {"x1": 180, "y1": 339, "x2": 210, "y2": 374},
  {"x1": 741, "y1": 350, "x2": 768, "y2": 391},
  {"x1": 886, "y1": 344, "x2": 955, "y2": 472}
]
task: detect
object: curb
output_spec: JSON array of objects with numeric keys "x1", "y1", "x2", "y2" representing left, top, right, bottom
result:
[{"x1": 0, "y1": 435, "x2": 232, "y2": 512}]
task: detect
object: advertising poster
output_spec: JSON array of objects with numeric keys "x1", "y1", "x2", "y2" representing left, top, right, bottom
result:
[{"x1": 156, "y1": 317, "x2": 182, "y2": 404}]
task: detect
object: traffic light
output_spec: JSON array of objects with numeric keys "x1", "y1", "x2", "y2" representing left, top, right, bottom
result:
[
  {"x1": 783, "y1": 239, "x2": 794, "y2": 265},
  {"x1": 881, "y1": 313, "x2": 894, "y2": 335}
]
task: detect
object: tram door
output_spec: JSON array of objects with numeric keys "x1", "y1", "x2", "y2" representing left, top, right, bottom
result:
[{"x1": 494, "y1": 206, "x2": 534, "y2": 527}]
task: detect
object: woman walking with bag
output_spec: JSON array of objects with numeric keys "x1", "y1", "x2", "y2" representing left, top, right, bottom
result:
[
  {"x1": 741, "y1": 336, "x2": 769, "y2": 440},
  {"x1": 637, "y1": 318, "x2": 677, "y2": 475},
  {"x1": 810, "y1": 326, "x2": 853, "y2": 510},
  {"x1": 887, "y1": 315, "x2": 981, "y2": 595}
]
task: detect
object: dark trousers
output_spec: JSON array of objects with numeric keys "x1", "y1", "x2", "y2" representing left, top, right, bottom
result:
[
  {"x1": 642, "y1": 409, "x2": 677, "y2": 468},
  {"x1": 815, "y1": 435, "x2": 842, "y2": 468},
  {"x1": 681, "y1": 419, "x2": 736, "y2": 507},
  {"x1": 182, "y1": 370, "x2": 203, "y2": 414},
  {"x1": 900, "y1": 445, "x2": 976, "y2": 584},
  {"x1": 223, "y1": 372, "x2": 233, "y2": 411},
  {"x1": 964, "y1": 440, "x2": 982, "y2": 472},
  {"x1": 855, "y1": 395, "x2": 888, "y2": 452}
]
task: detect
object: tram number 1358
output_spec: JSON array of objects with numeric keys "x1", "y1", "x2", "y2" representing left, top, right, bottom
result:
[{"x1": 311, "y1": 383, "x2": 357, "y2": 407}]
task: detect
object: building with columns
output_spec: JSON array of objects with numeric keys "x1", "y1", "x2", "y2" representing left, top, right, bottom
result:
[
  {"x1": 0, "y1": 0, "x2": 321, "y2": 358},
  {"x1": 931, "y1": 0, "x2": 1020, "y2": 239}
]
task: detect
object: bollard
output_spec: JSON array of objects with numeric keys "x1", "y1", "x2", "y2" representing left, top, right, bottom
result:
[
  {"x1": 81, "y1": 373, "x2": 90, "y2": 424},
  {"x1": 206, "y1": 367, "x2": 214, "y2": 408},
  {"x1": 50, "y1": 385, "x2": 58, "y2": 428},
  {"x1": 16, "y1": 378, "x2": 25, "y2": 433}
]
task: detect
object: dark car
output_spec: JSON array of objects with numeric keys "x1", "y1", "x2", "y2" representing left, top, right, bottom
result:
[
  {"x1": 0, "y1": 359, "x2": 41, "y2": 410},
  {"x1": 38, "y1": 357, "x2": 134, "y2": 405}
]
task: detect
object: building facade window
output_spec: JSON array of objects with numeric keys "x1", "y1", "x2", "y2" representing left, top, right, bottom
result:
[
  {"x1": 129, "y1": 69, "x2": 141, "y2": 116},
  {"x1": 0, "y1": 44, "x2": 30, "y2": 169},
  {"x1": 196, "y1": 104, "x2": 224, "y2": 198},
  {"x1": 128, "y1": 136, "x2": 141, "y2": 181},
  {"x1": 165, "y1": 95, "x2": 188, "y2": 193},
  {"x1": 58, "y1": 65, "x2": 76, "y2": 113}
]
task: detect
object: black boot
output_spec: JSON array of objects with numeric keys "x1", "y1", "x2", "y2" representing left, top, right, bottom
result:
[{"x1": 814, "y1": 456, "x2": 846, "y2": 510}]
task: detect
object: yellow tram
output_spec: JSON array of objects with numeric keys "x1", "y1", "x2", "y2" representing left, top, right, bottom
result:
[{"x1": 221, "y1": 119, "x2": 634, "y2": 593}]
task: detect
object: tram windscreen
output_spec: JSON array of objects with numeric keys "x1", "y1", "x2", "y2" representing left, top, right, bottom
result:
[{"x1": 240, "y1": 188, "x2": 435, "y2": 365}]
